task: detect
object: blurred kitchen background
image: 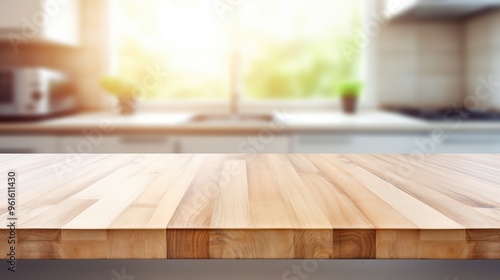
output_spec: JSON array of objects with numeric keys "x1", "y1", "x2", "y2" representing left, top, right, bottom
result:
[{"x1": 1, "y1": 0, "x2": 500, "y2": 154}]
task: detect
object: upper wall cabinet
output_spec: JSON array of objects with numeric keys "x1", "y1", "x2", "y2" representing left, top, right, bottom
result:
[
  {"x1": 384, "y1": 0, "x2": 500, "y2": 20},
  {"x1": 0, "y1": 0, "x2": 80, "y2": 49}
]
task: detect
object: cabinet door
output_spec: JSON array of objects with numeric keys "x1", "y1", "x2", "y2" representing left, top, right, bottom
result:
[
  {"x1": 177, "y1": 135, "x2": 289, "y2": 153},
  {"x1": 433, "y1": 132, "x2": 500, "y2": 153},
  {"x1": 0, "y1": 135, "x2": 58, "y2": 153},
  {"x1": 0, "y1": 0, "x2": 80, "y2": 46},
  {"x1": 60, "y1": 135, "x2": 174, "y2": 153},
  {"x1": 292, "y1": 133, "x2": 425, "y2": 153}
]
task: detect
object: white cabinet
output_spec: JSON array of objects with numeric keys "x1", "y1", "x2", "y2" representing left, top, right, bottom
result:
[
  {"x1": 2, "y1": 131, "x2": 499, "y2": 154},
  {"x1": 292, "y1": 132, "x2": 500, "y2": 154},
  {"x1": 433, "y1": 132, "x2": 500, "y2": 153},
  {"x1": 60, "y1": 135, "x2": 174, "y2": 153},
  {"x1": 177, "y1": 135, "x2": 289, "y2": 153},
  {"x1": 0, "y1": 0, "x2": 80, "y2": 48},
  {"x1": 292, "y1": 133, "x2": 426, "y2": 153},
  {"x1": 0, "y1": 135, "x2": 58, "y2": 153}
]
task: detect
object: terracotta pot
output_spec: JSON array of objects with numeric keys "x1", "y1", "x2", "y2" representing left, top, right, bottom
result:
[
  {"x1": 341, "y1": 95, "x2": 357, "y2": 114},
  {"x1": 119, "y1": 97, "x2": 137, "y2": 115}
]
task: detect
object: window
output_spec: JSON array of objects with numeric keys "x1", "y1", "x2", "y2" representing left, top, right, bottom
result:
[{"x1": 111, "y1": 0, "x2": 363, "y2": 101}]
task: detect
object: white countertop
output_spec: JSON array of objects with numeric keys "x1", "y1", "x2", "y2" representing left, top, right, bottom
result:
[{"x1": 1, "y1": 111, "x2": 500, "y2": 133}]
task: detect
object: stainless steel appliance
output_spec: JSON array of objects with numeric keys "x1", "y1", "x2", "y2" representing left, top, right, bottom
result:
[{"x1": 0, "y1": 67, "x2": 77, "y2": 120}]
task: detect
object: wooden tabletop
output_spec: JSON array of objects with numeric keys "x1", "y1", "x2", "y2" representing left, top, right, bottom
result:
[{"x1": 1, "y1": 154, "x2": 499, "y2": 260}]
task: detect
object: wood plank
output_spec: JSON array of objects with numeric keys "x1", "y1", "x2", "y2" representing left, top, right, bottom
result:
[
  {"x1": 18, "y1": 229, "x2": 60, "y2": 241},
  {"x1": 167, "y1": 155, "x2": 225, "y2": 228},
  {"x1": 248, "y1": 155, "x2": 294, "y2": 228},
  {"x1": 344, "y1": 154, "x2": 500, "y2": 228},
  {"x1": 62, "y1": 230, "x2": 107, "y2": 241},
  {"x1": 467, "y1": 242, "x2": 500, "y2": 259},
  {"x1": 293, "y1": 229, "x2": 335, "y2": 259},
  {"x1": 21, "y1": 199, "x2": 97, "y2": 228},
  {"x1": 376, "y1": 230, "x2": 420, "y2": 259},
  {"x1": 210, "y1": 229, "x2": 294, "y2": 259},
  {"x1": 52, "y1": 241, "x2": 108, "y2": 259},
  {"x1": 146, "y1": 155, "x2": 204, "y2": 228},
  {"x1": 3, "y1": 155, "x2": 138, "y2": 222},
  {"x1": 308, "y1": 155, "x2": 416, "y2": 229},
  {"x1": 377, "y1": 230, "x2": 469, "y2": 259},
  {"x1": 0, "y1": 230, "x2": 10, "y2": 259},
  {"x1": 328, "y1": 155, "x2": 462, "y2": 229},
  {"x1": 339, "y1": 230, "x2": 376, "y2": 259},
  {"x1": 298, "y1": 174, "x2": 373, "y2": 229},
  {"x1": 211, "y1": 160, "x2": 250, "y2": 228},
  {"x1": 64, "y1": 175, "x2": 154, "y2": 229},
  {"x1": 266, "y1": 155, "x2": 331, "y2": 228},
  {"x1": 107, "y1": 230, "x2": 166, "y2": 259},
  {"x1": 1, "y1": 154, "x2": 500, "y2": 259},
  {"x1": 13, "y1": 229, "x2": 166, "y2": 259},
  {"x1": 167, "y1": 229, "x2": 210, "y2": 259},
  {"x1": 467, "y1": 229, "x2": 500, "y2": 241}
]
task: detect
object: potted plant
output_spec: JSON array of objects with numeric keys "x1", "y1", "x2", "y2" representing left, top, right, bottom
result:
[
  {"x1": 337, "y1": 80, "x2": 363, "y2": 114},
  {"x1": 100, "y1": 76, "x2": 138, "y2": 115}
]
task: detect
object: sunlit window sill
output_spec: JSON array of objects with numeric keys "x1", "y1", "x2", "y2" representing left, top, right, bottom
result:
[{"x1": 135, "y1": 100, "x2": 377, "y2": 114}]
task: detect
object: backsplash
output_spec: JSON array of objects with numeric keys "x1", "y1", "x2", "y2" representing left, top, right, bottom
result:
[
  {"x1": 377, "y1": 8, "x2": 500, "y2": 109},
  {"x1": 376, "y1": 20, "x2": 464, "y2": 108},
  {"x1": 465, "y1": 9, "x2": 500, "y2": 110}
]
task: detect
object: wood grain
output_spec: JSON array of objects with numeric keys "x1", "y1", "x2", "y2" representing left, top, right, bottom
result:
[
  {"x1": 12, "y1": 229, "x2": 166, "y2": 259},
  {"x1": 210, "y1": 230, "x2": 294, "y2": 259},
  {"x1": 0, "y1": 154, "x2": 500, "y2": 259},
  {"x1": 294, "y1": 229, "x2": 336, "y2": 259},
  {"x1": 167, "y1": 229, "x2": 210, "y2": 259},
  {"x1": 339, "y1": 230, "x2": 376, "y2": 259}
]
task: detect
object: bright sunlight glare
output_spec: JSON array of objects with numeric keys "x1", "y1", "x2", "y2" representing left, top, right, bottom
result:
[{"x1": 110, "y1": 0, "x2": 362, "y2": 100}]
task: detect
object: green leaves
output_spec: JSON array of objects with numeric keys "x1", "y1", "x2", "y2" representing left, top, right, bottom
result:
[
  {"x1": 100, "y1": 76, "x2": 137, "y2": 98},
  {"x1": 336, "y1": 80, "x2": 364, "y2": 97}
]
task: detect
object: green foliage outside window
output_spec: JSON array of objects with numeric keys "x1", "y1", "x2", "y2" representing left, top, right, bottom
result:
[{"x1": 112, "y1": 0, "x2": 362, "y2": 100}]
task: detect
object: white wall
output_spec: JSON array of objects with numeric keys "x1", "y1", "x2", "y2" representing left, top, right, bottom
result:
[{"x1": 464, "y1": 10, "x2": 500, "y2": 110}]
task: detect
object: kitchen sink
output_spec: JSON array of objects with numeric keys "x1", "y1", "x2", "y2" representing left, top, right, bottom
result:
[{"x1": 188, "y1": 113, "x2": 277, "y2": 123}]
